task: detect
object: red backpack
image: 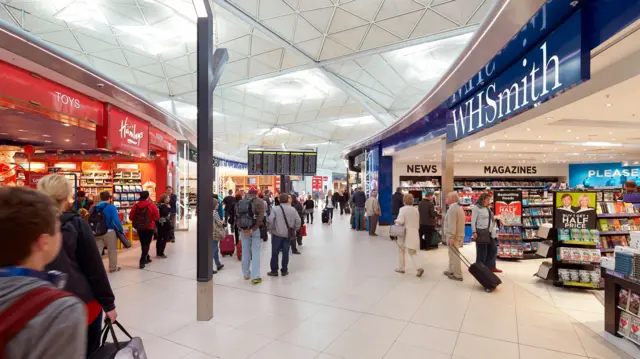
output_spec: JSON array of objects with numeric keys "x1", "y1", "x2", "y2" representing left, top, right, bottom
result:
[{"x1": 0, "y1": 287, "x2": 73, "y2": 358}]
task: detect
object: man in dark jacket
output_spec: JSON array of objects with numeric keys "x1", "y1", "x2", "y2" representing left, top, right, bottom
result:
[
  {"x1": 352, "y1": 187, "x2": 366, "y2": 231},
  {"x1": 223, "y1": 189, "x2": 236, "y2": 221},
  {"x1": 391, "y1": 187, "x2": 405, "y2": 220},
  {"x1": 129, "y1": 191, "x2": 160, "y2": 269},
  {"x1": 166, "y1": 186, "x2": 178, "y2": 242},
  {"x1": 418, "y1": 192, "x2": 438, "y2": 250},
  {"x1": 74, "y1": 190, "x2": 94, "y2": 211}
]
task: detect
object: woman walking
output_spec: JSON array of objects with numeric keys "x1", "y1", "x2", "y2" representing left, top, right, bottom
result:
[
  {"x1": 472, "y1": 193, "x2": 502, "y2": 273},
  {"x1": 38, "y1": 174, "x2": 117, "y2": 356},
  {"x1": 325, "y1": 190, "x2": 336, "y2": 224},
  {"x1": 394, "y1": 194, "x2": 424, "y2": 277},
  {"x1": 304, "y1": 195, "x2": 315, "y2": 224},
  {"x1": 156, "y1": 194, "x2": 172, "y2": 258},
  {"x1": 212, "y1": 198, "x2": 225, "y2": 273}
]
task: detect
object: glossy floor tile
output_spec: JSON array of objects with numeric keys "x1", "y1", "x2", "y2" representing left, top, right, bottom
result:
[{"x1": 102, "y1": 212, "x2": 636, "y2": 359}]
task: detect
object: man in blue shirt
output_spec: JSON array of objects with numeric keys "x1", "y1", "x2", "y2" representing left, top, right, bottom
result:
[{"x1": 92, "y1": 191, "x2": 124, "y2": 273}]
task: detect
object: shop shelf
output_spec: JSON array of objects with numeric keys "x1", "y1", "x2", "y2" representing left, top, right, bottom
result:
[
  {"x1": 600, "y1": 248, "x2": 616, "y2": 253},
  {"x1": 522, "y1": 215, "x2": 552, "y2": 217},
  {"x1": 562, "y1": 281, "x2": 599, "y2": 288},
  {"x1": 558, "y1": 260, "x2": 600, "y2": 265},
  {"x1": 522, "y1": 203, "x2": 553, "y2": 207},
  {"x1": 597, "y1": 213, "x2": 640, "y2": 218},
  {"x1": 559, "y1": 240, "x2": 599, "y2": 246},
  {"x1": 599, "y1": 231, "x2": 630, "y2": 236}
]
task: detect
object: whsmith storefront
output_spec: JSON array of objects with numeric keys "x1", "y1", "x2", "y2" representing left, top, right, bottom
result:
[{"x1": 342, "y1": 0, "x2": 640, "y2": 226}]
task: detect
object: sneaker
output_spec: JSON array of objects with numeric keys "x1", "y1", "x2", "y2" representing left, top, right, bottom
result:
[
  {"x1": 212, "y1": 269, "x2": 218, "y2": 274},
  {"x1": 395, "y1": 269, "x2": 405, "y2": 274},
  {"x1": 281, "y1": 271, "x2": 289, "y2": 276},
  {"x1": 292, "y1": 251, "x2": 301, "y2": 255},
  {"x1": 443, "y1": 271, "x2": 453, "y2": 277},
  {"x1": 217, "y1": 264, "x2": 225, "y2": 271},
  {"x1": 491, "y1": 268, "x2": 503, "y2": 273},
  {"x1": 108, "y1": 267, "x2": 121, "y2": 273},
  {"x1": 267, "y1": 271, "x2": 279, "y2": 277},
  {"x1": 244, "y1": 275, "x2": 250, "y2": 280},
  {"x1": 139, "y1": 263, "x2": 145, "y2": 269},
  {"x1": 158, "y1": 255, "x2": 168, "y2": 259},
  {"x1": 417, "y1": 268, "x2": 424, "y2": 278},
  {"x1": 251, "y1": 278, "x2": 262, "y2": 284},
  {"x1": 447, "y1": 274, "x2": 463, "y2": 281}
]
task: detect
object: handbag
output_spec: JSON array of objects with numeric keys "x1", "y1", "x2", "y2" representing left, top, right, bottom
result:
[
  {"x1": 90, "y1": 320, "x2": 147, "y2": 359},
  {"x1": 301, "y1": 224, "x2": 307, "y2": 237},
  {"x1": 475, "y1": 207, "x2": 493, "y2": 244},
  {"x1": 389, "y1": 224, "x2": 406, "y2": 237},
  {"x1": 280, "y1": 206, "x2": 297, "y2": 240}
]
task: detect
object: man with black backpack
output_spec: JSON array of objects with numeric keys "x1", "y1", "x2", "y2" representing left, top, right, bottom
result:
[
  {"x1": 129, "y1": 191, "x2": 160, "y2": 269},
  {"x1": 91, "y1": 191, "x2": 124, "y2": 273},
  {"x1": 236, "y1": 188, "x2": 265, "y2": 284}
]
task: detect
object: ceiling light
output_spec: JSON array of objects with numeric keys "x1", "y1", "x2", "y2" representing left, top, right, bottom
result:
[
  {"x1": 18, "y1": 137, "x2": 28, "y2": 140},
  {"x1": 612, "y1": 138, "x2": 616, "y2": 141},
  {"x1": 546, "y1": 117, "x2": 553, "y2": 120},
  {"x1": 491, "y1": 145, "x2": 495, "y2": 150},
  {"x1": 42, "y1": 134, "x2": 51, "y2": 138},
  {"x1": 281, "y1": 143, "x2": 286, "y2": 150},
  {"x1": 539, "y1": 144, "x2": 543, "y2": 147},
  {"x1": 537, "y1": 135, "x2": 542, "y2": 139},
  {"x1": 18, "y1": 129, "x2": 27, "y2": 132},
  {"x1": 44, "y1": 140, "x2": 52, "y2": 143},
  {"x1": 81, "y1": 143, "x2": 88, "y2": 145},
  {"x1": 567, "y1": 129, "x2": 571, "y2": 133},
  {"x1": 479, "y1": 140, "x2": 486, "y2": 148},
  {"x1": 526, "y1": 128, "x2": 531, "y2": 131},
  {"x1": 606, "y1": 103, "x2": 612, "y2": 107},
  {"x1": 62, "y1": 123, "x2": 71, "y2": 127},
  {"x1": 0, "y1": 133, "x2": 7, "y2": 135},
  {"x1": 504, "y1": 134, "x2": 508, "y2": 138},
  {"x1": 576, "y1": 137, "x2": 580, "y2": 140},
  {"x1": 634, "y1": 161, "x2": 639, "y2": 165},
  {"x1": 64, "y1": 139, "x2": 71, "y2": 142},
  {"x1": 506, "y1": 144, "x2": 510, "y2": 147}
]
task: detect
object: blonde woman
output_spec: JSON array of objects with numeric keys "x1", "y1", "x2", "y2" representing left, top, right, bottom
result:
[
  {"x1": 38, "y1": 174, "x2": 117, "y2": 356},
  {"x1": 325, "y1": 190, "x2": 335, "y2": 224},
  {"x1": 395, "y1": 193, "x2": 424, "y2": 277}
]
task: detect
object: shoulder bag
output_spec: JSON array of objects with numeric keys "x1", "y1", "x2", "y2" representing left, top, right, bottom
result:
[
  {"x1": 279, "y1": 206, "x2": 297, "y2": 240},
  {"x1": 475, "y1": 207, "x2": 493, "y2": 244}
]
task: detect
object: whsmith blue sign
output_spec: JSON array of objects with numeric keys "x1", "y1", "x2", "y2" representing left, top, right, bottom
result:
[
  {"x1": 446, "y1": 10, "x2": 590, "y2": 143},
  {"x1": 569, "y1": 163, "x2": 640, "y2": 188}
]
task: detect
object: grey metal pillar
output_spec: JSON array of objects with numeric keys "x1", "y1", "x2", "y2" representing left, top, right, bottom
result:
[
  {"x1": 441, "y1": 137, "x2": 455, "y2": 224},
  {"x1": 196, "y1": 0, "x2": 228, "y2": 322}
]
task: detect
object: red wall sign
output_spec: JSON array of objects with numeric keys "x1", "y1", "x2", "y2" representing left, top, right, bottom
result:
[
  {"x1": 312, "y1": 176, "x2": 323, "y2": 192},
  {"x1": 149, "y1": 126, "x2": 177, "y2": 153},
  {"x1": 103, "y1": 106, "x2": 149, "y2": 156},
  {"x1": 0, "y1": 61, "x2": 104, "y2": 125},
  {"x1": 81, "y1": 162, "x2": 110, "y2": 172},
  {"x1": 28, "y1": 173, "x2": 47, "y2": 188}
]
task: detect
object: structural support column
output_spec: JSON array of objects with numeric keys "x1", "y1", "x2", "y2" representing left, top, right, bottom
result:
[
  {"x1": 196, "y1": 0, "x2": 228, "y2": 322},
  {"x1": 441, "y1": 137, "x2": 455, "y2": 219}
]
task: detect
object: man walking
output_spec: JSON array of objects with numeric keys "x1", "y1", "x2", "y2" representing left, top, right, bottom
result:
[
  {"x1": 352, "y1": 187, "x2": 366, "y2": 231},
  {"x1": 222, "y1": 189, "x2": 236, "y2": 222},
  {"x1": 365, "y1": 190, "x2": 381, "y2": 236},
  {"x1": 443, "y1": 192, "x2": 465, "y2": 281},
  {"x1": 166, "y1": 186, "x2": 177, "y2": 242},
  {"x1": 237, "y1": 188, "x2": 265, "y2": 284},
  {"x1": 391, "y1": 187, "x2": 404, "y2": 221},
  {"x1": 92, "y1": 191, "x2": 124, "y2": 273},
  {"x1": 418, "y1": 192, "x2": 438, "y2": 249},
  {"x1": 267, "y1": 194, "x2": 301, "y2": 277}
]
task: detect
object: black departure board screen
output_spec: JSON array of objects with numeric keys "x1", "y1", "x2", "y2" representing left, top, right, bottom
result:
[
  {"x1": 248, "y1": 151, "x2": 263, "y2": 175},
  {"x1": 290, "y1": 152, "x2": 304, "y2": 175},
  {"x1": 276, "y1": 152, "x2": 290, "y2": 175},
  {"x1": 247, "y1": 150, "x2": 316, "y2": 175},
  {"x1": 303, "y1": 152, "x2": 317, "y2": 175},
  {"x1": 262, "y1": 151, "x2": 277, "y2": 175}
]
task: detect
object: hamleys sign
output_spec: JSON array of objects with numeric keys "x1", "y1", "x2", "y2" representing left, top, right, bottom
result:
[{"x1": 106, "y1": 106, "x2": 149, "y2": 156}]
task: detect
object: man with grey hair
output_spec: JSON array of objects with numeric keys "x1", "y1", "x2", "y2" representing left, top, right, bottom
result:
[
  {"x1": 365, "y1": 190, "x2": 381, "y2": 236},
  {"x1": 443, "y1": 192, "x2": 466, "y2": 281}
]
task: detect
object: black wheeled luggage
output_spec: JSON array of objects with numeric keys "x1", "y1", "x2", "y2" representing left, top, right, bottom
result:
[
  {"x1": 321, "y1": 209, "x2": 329, "y2": 224},
  {"x1": 450, "y1": 245, "x2": 501, "y2": 292}
]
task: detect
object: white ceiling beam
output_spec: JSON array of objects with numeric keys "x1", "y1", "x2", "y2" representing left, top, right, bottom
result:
[{"x1": 231, "y1": 128, "x2": 273, "y2": 156}]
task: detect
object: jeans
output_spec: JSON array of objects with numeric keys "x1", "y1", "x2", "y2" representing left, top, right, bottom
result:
[
  {"x1": 306, "y1": 212, "x2": 314, "y2": 223},
  {"x1": 87, "y1": 311, "x2": 103, "y2": 357},
  {"x1": 138, "y1": 229, "x2": 154, "y2": 264},
  {"x1": 354, "y1": 207, "x2": 365, "y2": 230},
  {"x1": 241, "y1": 229, "x2": 261, "y2": 279},
  {"x1": 212, "y1": 240, "x2": 222, "y2": 267},
  {"x1": 476, "y1": 237, "x2": 497, "y2": 269},
  {"x1": 96, "y1": 231, "x2": 118, "y2": 271},
  {"x1": 326, "y1": 208, "x2": 334, "y2": 222},
  {"x1": 270, "y1": 235, "x2": 291, "y2": 272}
]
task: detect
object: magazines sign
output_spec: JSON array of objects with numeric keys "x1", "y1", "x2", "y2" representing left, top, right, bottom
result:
[
  {"x1": 494, "y1": 191, "x2": 522, "y2": 226},
  {"x1": 554, "y1": 191, "x2": 597, "y2": 229},
  {"x1": 106, "y1": 107, "x2": 149, "y2": 156},
  {"x1": 447, "y1": 10, "x2": 589, "y2": 143}
]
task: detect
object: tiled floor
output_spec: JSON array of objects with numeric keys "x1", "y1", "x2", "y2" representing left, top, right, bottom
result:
[{"x1": 105, "y1": 212, "x2": 639, "y2": 359}]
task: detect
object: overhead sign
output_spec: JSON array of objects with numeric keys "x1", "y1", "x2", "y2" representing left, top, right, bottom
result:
[
  {"x1": 149, "y1": 126, "x2": 177, "y2": 153},
  {"x1": 454, "y1": 163, "x2": 567, "y2": 178},
  {"x1": 248, "y1": 150, "x2": 317, "y2": 176},
  {"x1": 102, "y1": 106, "x2": 149, "y2": 156},
  {"x1": 0, "y1": 61, "x2": 104, "y2": 125},
  {"x1": 568, "y1": 163, "x2": 640, "y2": 187},
  {"x1": 447, "y1": 10, "x2": 590, "y2": 143}
]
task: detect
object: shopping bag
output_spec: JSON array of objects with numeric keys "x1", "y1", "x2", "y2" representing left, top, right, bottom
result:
[
  {"x1": 90, "y1": 320, "x2": 147, "y2": 359},
  {"x1": 301, "y1": 224, "x2": 307, "y2": 237}
]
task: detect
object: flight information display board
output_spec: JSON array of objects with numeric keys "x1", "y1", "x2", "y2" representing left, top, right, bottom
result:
[
  {"x1": 262, "y1": 151, "x2": 277, "y2": 175},
  {"x1": 247, "y1": 150, "x2": 316, "y2": 175},
  {"x1": 276, "y1": 152, "x2": 290, "y2": 175},
  {"x1": 248, "y1": 151, "x2": 263, "y2": 175},
  {"x1": 290, "y1": 152, "x2": 305, "y2": 175},
  {"x1": 303, "y1": 152, "x2": 317, "y2": 175}
]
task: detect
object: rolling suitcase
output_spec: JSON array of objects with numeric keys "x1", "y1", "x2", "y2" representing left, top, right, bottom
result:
[
  {"x1": 450, "y1": 244, "x2": 501, "y2": 292},
  {"x1": 220, "y1": 234, "x2": 235, "y2": 256},
  {"x1": 321, "y1": 209, "x2": 329, "y2": 223}
]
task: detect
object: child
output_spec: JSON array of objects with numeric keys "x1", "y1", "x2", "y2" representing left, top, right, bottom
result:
[{"x1": 0, "y1": 187, "x2": 87, "y2": 359}]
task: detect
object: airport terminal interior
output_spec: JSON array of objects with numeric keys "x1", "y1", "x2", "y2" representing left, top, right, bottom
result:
[{"x1": 2, "y1": 0, "x2": 640, "y2": 358}]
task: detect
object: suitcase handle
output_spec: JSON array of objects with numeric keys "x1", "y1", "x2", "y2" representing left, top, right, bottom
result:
[{"x1": 448, "y1": 243, "x2": 471, "y2": 268}]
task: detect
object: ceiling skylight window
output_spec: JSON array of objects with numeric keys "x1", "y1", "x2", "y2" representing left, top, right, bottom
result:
[
  {"x1": 333, "y1": 115, "x2": 377, "y2": 127},
  {"x1": 242, "y1": 70, "x2": 334, "y2": 105},
  {"x1": 54, "y1": 0, "x2": 108, "y2": 31}
]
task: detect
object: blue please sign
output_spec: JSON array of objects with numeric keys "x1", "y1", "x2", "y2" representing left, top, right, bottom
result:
[{"x1": 446, "y1": 9, "x2": 590, "y2": 143}]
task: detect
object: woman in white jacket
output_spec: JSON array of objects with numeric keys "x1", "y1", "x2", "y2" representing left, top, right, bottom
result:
[{"x1": 394, "y1": 194, "x2": 424, "y2": 277}]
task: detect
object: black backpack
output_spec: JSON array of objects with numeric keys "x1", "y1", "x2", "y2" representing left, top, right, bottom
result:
[
  {"x1": 88, "y1": 207, "x2": 108, "y2": 237},
  {"x1": 236, "y1": 198, "x2": 255, "y2": 230}
]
